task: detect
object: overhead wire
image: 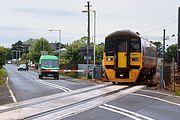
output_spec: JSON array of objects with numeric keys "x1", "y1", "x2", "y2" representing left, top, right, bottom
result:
[{"x1": 141, "y1": 20, "x2": 177, "y2": 35}]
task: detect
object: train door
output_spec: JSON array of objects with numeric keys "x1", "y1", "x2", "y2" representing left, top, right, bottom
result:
[{"x1": 117, "y1": 39, "x2": 128, "y2": 68}]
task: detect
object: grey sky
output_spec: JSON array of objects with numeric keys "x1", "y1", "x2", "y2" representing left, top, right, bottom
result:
[{"x1": 0, "y1": 0, "x2": 179, "y2": 47}]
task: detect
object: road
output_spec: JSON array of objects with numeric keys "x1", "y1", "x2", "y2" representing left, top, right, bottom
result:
[
  {"x1": 4, "y1": 64, "x2": 94, "y2": 101},
  {"x1": 1, "y1": 64, "x2": 180, "y2": 120}
]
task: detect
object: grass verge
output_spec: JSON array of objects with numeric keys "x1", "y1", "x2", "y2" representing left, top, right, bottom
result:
[
  {"x1": 176, "y1": 92, "x2": 180, "y2": 96},
  {"x1": 0, "y1": 68, "x2": 6, "y2": 85}
]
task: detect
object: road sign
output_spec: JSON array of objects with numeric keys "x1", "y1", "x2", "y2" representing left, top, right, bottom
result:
[
  {"x1": 84, "y1": 56, "x2": 91, "y2": 60},
  {"x1": 80, "y1": 47, "x2": 94, "y2": 56}
]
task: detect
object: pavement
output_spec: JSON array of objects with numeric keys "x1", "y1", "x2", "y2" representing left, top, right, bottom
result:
[{"x1": 0, "y1": 76, "x2": 13, "y2": 105}]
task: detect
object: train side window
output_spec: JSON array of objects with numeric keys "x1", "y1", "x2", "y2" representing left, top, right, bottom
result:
[{"x1": 130, "y1": 38, "x2": 140, "y2": 52}]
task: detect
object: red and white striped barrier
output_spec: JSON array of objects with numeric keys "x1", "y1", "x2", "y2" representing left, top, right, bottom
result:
[
  {"x1": 41, "y1": 69, "x2": 92, "y2": 73},
  {"x1": 59, "y1": 70, "x2": 92, "y2": 72}
]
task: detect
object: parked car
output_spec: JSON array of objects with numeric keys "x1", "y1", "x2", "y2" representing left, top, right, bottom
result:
[{"x1": 17, "y1": 64, "x2": 27, "y2": 71}]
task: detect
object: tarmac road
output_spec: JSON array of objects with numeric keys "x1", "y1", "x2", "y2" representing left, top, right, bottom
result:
[{"x1": 4, "y1": 64, "x2": 94, "y2": 102}]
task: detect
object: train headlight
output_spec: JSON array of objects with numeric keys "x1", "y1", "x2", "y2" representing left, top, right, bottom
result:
[
  {"x1": 107, "y1": 58, "x2": 113, "y2": 61},
  {"x1": 120, "y1": 74, "x2": 123, "y2": 77}
]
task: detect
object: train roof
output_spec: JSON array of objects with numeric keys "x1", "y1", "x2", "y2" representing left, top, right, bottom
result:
[{"x1": 106, "y1": 30, "x2": 140, "y2": 39}]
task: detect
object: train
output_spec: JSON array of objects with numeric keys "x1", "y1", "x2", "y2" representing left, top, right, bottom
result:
[{"x1": 103, "y1": 30, "x2": 157, "y2": 84}]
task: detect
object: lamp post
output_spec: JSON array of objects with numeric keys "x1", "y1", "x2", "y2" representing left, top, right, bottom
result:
[
  {"x1": 92, "y1": 10, "x2": 96, "y2": 68},
  {"x1": 49, "y1": 29, "x2": 61, "y2": 64}
]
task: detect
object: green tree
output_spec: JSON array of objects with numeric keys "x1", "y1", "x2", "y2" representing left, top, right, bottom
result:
[
  {"x1": 10, "y1": 40, "x2": 30, "y2": 59},
  {"x1": 21, "y1": 53, "x2": 30, "y2": 61},
  {"x1": 23, "y1": 38, "x2": 36, "y2": 46},
  {"x1": 165, "y1": 44, "x2": 177, "y2": 62},
  {"x1": 29, "y1": 38, "x2": 53, "y2": 63},
  {"x1": 95, "y1": 42, "x2": 104, "y2": 64},
  {"x1": 64, "y1": 37, "x2": 87, "y2": 64},
  {"x1": 0, "y1": 46, "x2": 8, "y2": 68}
]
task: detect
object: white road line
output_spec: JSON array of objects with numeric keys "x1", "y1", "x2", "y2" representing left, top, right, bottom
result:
[
  {"x1": 99, "y1": 105, "x2": 142, "y2": 120},
  {"x1": 35, "y1": 79, "x2": 72, "y2": 92},
  {"x1": 103, "y1": 104, "x2": 154, "y2": 120},
  {"x1": 132, "y1": 93, "x2": 180, "y2": 107},
  {"x1": 6, "y1": 77, "x2": 17, "y2": 103},
  {"x1": 140, "y1": 89, "x2": 180, "y2": 98}
]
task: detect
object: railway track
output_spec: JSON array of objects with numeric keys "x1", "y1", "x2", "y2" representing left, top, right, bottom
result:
[{"x1": 0, "y1": 84, "x2": 145, "y2": 120}]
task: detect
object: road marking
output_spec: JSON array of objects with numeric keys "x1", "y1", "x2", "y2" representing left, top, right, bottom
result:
[
  {"x1": 6, "y1": 77, "x2": 17, "y2": 103},
  {"x1": 99, "y1": 106, "x2": 142, "y2": 120},
  {"x1": 36, "y1": 79, "x2": 72, "y2": 92},
  {"x1": 101, "y1": 104, "x2": 154, "y2": 120},
  {"x1": 132, "y1": 93, "x2": 180, "y2": 107},
  {"x1": 140, "y1": 89, "x2": 180, "y2": 98}
]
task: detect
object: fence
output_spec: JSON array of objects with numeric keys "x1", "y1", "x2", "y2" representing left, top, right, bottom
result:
[{"x1": 160, "y1": 58, "x2": 180, "y2": 91}]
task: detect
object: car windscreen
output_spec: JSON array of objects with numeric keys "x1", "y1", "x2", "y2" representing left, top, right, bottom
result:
[
  {"x1": 41, "y1": 60, "x2": 59, "y2": 67},
  {"x1": 19, "y1": 64, "x2": 26, "y2": 67}
]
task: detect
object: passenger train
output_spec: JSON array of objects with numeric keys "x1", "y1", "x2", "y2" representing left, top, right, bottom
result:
[{"x1": 103, "y1": 30, "x2": 157, "y2": 84}]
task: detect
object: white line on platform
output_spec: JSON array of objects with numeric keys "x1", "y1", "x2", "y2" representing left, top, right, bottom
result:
[
  {"x1": 6, "y1": 77, "x2": 17, "y2": 103},
  {"x1": 132, "y1": 93, "x2": 180, "y2": 107}
]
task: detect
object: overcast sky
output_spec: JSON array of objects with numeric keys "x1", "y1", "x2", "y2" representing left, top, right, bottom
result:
[{"x1": 0, "y1": 0, "x2": 179, "y2": 47}]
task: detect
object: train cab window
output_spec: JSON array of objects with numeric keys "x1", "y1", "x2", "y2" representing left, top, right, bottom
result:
[
  {"x1": 130, "y1": 38, "x2": 141, "y2": 52},
  {"x1": 105, "y1": 39, "x2": 114, "y2": 52},
  {"x1": 117, "y1": 40, "x2": 127, "y2": 52}
]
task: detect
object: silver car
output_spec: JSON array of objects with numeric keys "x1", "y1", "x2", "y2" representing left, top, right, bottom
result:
[{"x1": 17, "y1": 64, "x2": 27, "y2": 71}]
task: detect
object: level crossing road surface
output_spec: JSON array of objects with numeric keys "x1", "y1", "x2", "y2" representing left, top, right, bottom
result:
[{"x1": 1, "y1": 64, "x2": 180, "y2": 120}]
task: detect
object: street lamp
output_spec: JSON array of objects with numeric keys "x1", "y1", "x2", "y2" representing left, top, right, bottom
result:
[
  {"x1": 82, "y1": 10, "x2": 96, "y2": 79},
  {"x1": 49, "y1": 29, "x2": 61, "y2": 64}
]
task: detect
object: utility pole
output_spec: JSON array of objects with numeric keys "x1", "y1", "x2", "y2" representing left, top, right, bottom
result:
[
  {"x1": 178, "y1": 7, "x2": 180, "y2": 69},
  {"x1": 84, "y1": 1, "x2": 91, "y2": 66},
  {"x1": 84, "y1": 1, "x2": 91, "y2": 78},
  {"x1": 162, "y1": 29, "x2": 166, "y2": 88}
]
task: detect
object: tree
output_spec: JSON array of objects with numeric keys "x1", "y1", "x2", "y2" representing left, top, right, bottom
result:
[
  {"x1": 64, "y1": 37, "x2": 87, "y2": 64},
  {"x1": 10, "y1": 40, "x2": 30, "y2": 59},
  {"x1": 23, "y1": 38, "x2": 36, "y2": 46},
  {"x1": 29, "y1": 38, "x2": 53, "y2": 63},
  {"x1": 95, "y1": 42, "x2": 104, "y2": 64},
  {"x1": 0, "y1": 46, "x2": 8, "y2": 68},
  {"x1": 165, "y1": 44, "x2": 177, "y2": 62}
]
